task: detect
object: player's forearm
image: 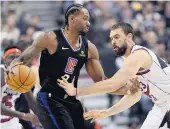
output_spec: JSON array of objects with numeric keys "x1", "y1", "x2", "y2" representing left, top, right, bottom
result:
[
  {"x1": 1, "y1": 103, "x2": 23, "y2": 118},
  {"x1": 10, "y1": 46, "x2": 39, "y2": 66},
  {"x1": 77, "y1": 72, "x2": 130, "y2": 96},
  {"x1": 109, "y1": 85, "x2": 129, "y2": 95},
  {"x1": 77, "y1": 79, "x2": 118, "y2": 96},
  {"x1": 107, "y1": 91, "x2": 142, "y2": 116},
  {"x1": 77, "y1": 66, "x2": 137, "y2": 96},
  {"x1": 24, "y1": 91, "x2": 36, "y2": 113},
  {"x1": 109, "y1": 87, "x2": 127, "y2": 95}
]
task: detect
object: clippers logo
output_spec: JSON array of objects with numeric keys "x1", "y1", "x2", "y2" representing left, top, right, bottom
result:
[{"x1": 65, "y1": 57, "x2": 78, "y2": 74}]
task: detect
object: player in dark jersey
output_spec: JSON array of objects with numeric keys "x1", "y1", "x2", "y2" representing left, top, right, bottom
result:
[{"x1": 9, "y1": 4, "x2": 139, "y2": 129}]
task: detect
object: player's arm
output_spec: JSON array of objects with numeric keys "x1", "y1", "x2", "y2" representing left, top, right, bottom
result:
[
  {"x1": 76, "y1": 50, "x2": 149, "y2": 96},
  {"x1": 58, "y1": 50, "x2": 150, "y2": 96},
  {"x1": 1, "y1": 102, "x2": 24, "y2": 118},
  {"x1": 24, "y1": 91, "x2": 37, "y2": 113},
  {"x1": 85, "y1": 41, "x2": 105, "y2": 82},
  {"x1": 84, "y1": 90, "x2": 142, "y2": 121},
  {"x1": 1, "y1": 102, "x2": 41, "y2": 127},
  {"x1": 106, "y1": 90, "x2": 142, "y2": 116},
  {"x1": 24, "y1": 66, "x2": 41, "y2": 113},
  {"x1": 86, "y1": 41, "x2": 138, "y2": 95},
  {"x1": 10, "y1": 31, "x2": 57, "y2": 67},
  {"x1": 109, "y1": 77, "x2": 140, "y2": 95}
]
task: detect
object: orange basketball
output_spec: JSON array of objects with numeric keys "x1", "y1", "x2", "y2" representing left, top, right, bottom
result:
[{"x1": 6, "y1": 65, "x2": 36, "y2": 93}]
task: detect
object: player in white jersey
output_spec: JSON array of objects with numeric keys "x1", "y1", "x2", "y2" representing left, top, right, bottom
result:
[
  {"x1": 57, "y1": 22, "x2": 170, "y2": 129},
  {"x1": 0, "y1": 46, "x2": 40, "y2": 129}
]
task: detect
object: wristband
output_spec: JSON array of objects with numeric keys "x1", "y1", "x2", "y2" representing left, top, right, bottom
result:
[{"x1": 21, "y1": 113, "x2": 26, "y2": 120}]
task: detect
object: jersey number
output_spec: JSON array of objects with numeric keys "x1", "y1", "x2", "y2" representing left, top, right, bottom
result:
[
  {"x1": 2, "y1": 95, "x2": 12, "y2": 108},
  {"x1": 140, "y1": 82, "x2": 157, "y2": 101}
]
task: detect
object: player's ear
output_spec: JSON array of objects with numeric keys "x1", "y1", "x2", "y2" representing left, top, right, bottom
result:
[
  {"x1": 127, "y1": 33, "x2": 133, "y2": 40},
  {"x1": 68, "y1": 15, "x2": 74, "y2": 24}
]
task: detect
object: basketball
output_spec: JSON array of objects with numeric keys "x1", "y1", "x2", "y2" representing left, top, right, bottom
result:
[{"x1": 6, "y1": 65, "x2": 36, "y2": 93}]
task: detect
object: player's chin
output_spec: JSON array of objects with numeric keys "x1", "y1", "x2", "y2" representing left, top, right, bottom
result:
[
  {"x1": 113, "y1": 50, "x2": 120, "y2": 57},
  {"x1": 83, "y1": 27, "x2": 89, "y2": 33},
  {"x1": 112, "y1": 49, "x2": 117, "y2": 55}
]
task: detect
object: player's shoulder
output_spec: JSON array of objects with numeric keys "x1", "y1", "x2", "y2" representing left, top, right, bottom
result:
[
  {"x1": 45, "y1": 31, "x2": 57, "y2": 40},
  {"x1": 87, "y1": 40, "x2": 99, "y2": 59},
  {"x1": 129, "y1": 45, "x2": 151, "y2": 64},
  {"x1": 36, "y1": 31, "x2": 56, "y2": 41},
  {"x1": 87, "y1": 40, "x2": 97, "y2": 51},
  {"x1": 131, "y1": 45, "x2": 148, "y2": 53}
]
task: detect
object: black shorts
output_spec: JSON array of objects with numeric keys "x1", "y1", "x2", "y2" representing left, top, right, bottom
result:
[
  {"x1": 15, "y1": 94, "x2": 35, "y2": 129},
  {"x1": 36, "y1": 92, "x2": 86, "y2": 129},
  {"x1": 160, "y1": 111, "x2": 170, "y2": 128}
]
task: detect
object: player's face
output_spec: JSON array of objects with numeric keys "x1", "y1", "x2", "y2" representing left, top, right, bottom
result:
[
  {"x1": 74, "y1": 8, "x2": 90, "y2": 36},
  {"x1": 110, "y1": 28, "x2": 128, "y2": 57}
]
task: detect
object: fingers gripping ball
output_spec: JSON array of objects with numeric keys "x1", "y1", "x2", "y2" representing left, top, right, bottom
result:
[{"x1": 6, "y1": 65, "x2": 36, "y2": 93}]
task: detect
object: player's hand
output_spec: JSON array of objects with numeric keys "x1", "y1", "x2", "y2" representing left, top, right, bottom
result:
[
  {"x1": 6, "y1": 62, "x2": 23, "y2": 75},
  {"x1": 126, "y1": 77, "x2": 140, "y2": 95},
  {"x1": 22, "y1": 113, "x2": 42, "y2": 127},
  {"x1": 84, "y1": 110, "x2": 109, "y2": 123},
  {"x1": 57, "y1": 77, "x2": 76, "y2": 96}
]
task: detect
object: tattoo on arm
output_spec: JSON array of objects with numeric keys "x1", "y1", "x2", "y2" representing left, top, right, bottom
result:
[{"x1": 12, "y1": 33, "x2": 48, "y2": 65}]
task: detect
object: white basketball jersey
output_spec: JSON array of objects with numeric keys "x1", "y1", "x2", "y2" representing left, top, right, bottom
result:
[
  {"x1": 131, "y1": 45, "x2": 170, "y2": 104},
  {"x1": 0, "y1": 65, "x2": 20, "y2": 121}
]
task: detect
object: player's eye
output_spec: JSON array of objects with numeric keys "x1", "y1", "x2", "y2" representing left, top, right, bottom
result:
[{"x1": 115, "y1": 35, "x2": 120, "y2": 39}]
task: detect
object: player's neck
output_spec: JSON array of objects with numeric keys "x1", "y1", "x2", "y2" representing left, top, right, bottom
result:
[
  {"x1": 63, "y1": 28, "x2": 80, "y2": 45},
  {"x1": 123, "y1": 42, "x2": 135, "y2": 58},
  {"x1": 123, "y1": 49, "x2": 131, "y2": 58}
]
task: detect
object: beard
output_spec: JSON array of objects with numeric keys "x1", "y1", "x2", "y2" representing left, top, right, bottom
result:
[{"x1": 113, "y1": 44, "x2": 127, "y2": 57}]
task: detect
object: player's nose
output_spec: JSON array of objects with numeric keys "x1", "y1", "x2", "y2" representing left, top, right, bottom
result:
[
  {"x1": 87, "y1": 21, "x2": 90, "y2": 27},
  {"x1": 111, "y1": 41, "x2": 116, "y2": 46}
]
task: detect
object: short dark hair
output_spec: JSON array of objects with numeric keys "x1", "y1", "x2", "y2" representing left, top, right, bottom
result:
[
  {"x1": 111, "y1": 22, "x2": 135, "y2": 41},
  {"x1": 65, "y1": 4, "x2": 84, "y2": 27}
]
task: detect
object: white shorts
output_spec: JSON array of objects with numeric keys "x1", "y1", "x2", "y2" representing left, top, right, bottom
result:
[
  {"x1": 0, "y1": 117, "x2": 22, "y2": 129},
  {"x1": 140, "y1": 96, "x2": 170, "y2": 129}
]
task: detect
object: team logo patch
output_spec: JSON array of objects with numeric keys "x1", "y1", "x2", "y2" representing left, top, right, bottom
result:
[
  {"x1": 65, "y1": 57, "x2": 78, "y2": 74},
  {"x1": 79, "y1": 51, "x2": 85, "y2": 57}
]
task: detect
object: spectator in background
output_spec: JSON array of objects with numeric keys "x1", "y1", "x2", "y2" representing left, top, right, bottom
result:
[
  {"x1": 30, "y1": 15, "x2": 43, "y2": 31},
  {"x1": 1, "y1": 12, "x2": 20, "y2": 44},
  {"x1": 20, "y1": 26, "x2": 35, "y2": 42},
  {"x1": 164, "y1": 2, "x2": 170, "y2": 28}
]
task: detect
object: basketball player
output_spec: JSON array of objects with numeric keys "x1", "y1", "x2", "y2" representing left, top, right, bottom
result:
[
  {"x1": 9, "y1": 4, "x2": 139, "y2": 129},
  {"x1": 14, "y1": 40, "x2": 42, "y2": 129},
  {"x1": 0, "y1": 46, "x2": 40, "y2": 129},
  {"x1": 58, "y1": 22, "x2": 170, "y2": 129}
]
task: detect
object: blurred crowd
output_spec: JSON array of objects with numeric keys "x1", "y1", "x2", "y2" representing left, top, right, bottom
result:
[
  {"x1": 58, "y1": 1, "x2": 170, "y2": 63},
  {"x1": 1, "y1": 1, "x2": 170, "y2": 63},
  {"x1": 1, "y1": 1, "x2": 44, "y2": 64},
  {"x1": 1, "y1": 1, "x2": 170, "y2": 129}
]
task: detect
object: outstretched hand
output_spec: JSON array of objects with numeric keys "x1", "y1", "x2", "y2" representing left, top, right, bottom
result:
[
  {"x1": 6, "y1": 62, "x2": 23, "y2": 75},
  {"x1": 84, "y1": 110, "x2": 109, "y2": 123},
  {"x1": 57, "y1": 77, "x2": 76, "y2": 96}
]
